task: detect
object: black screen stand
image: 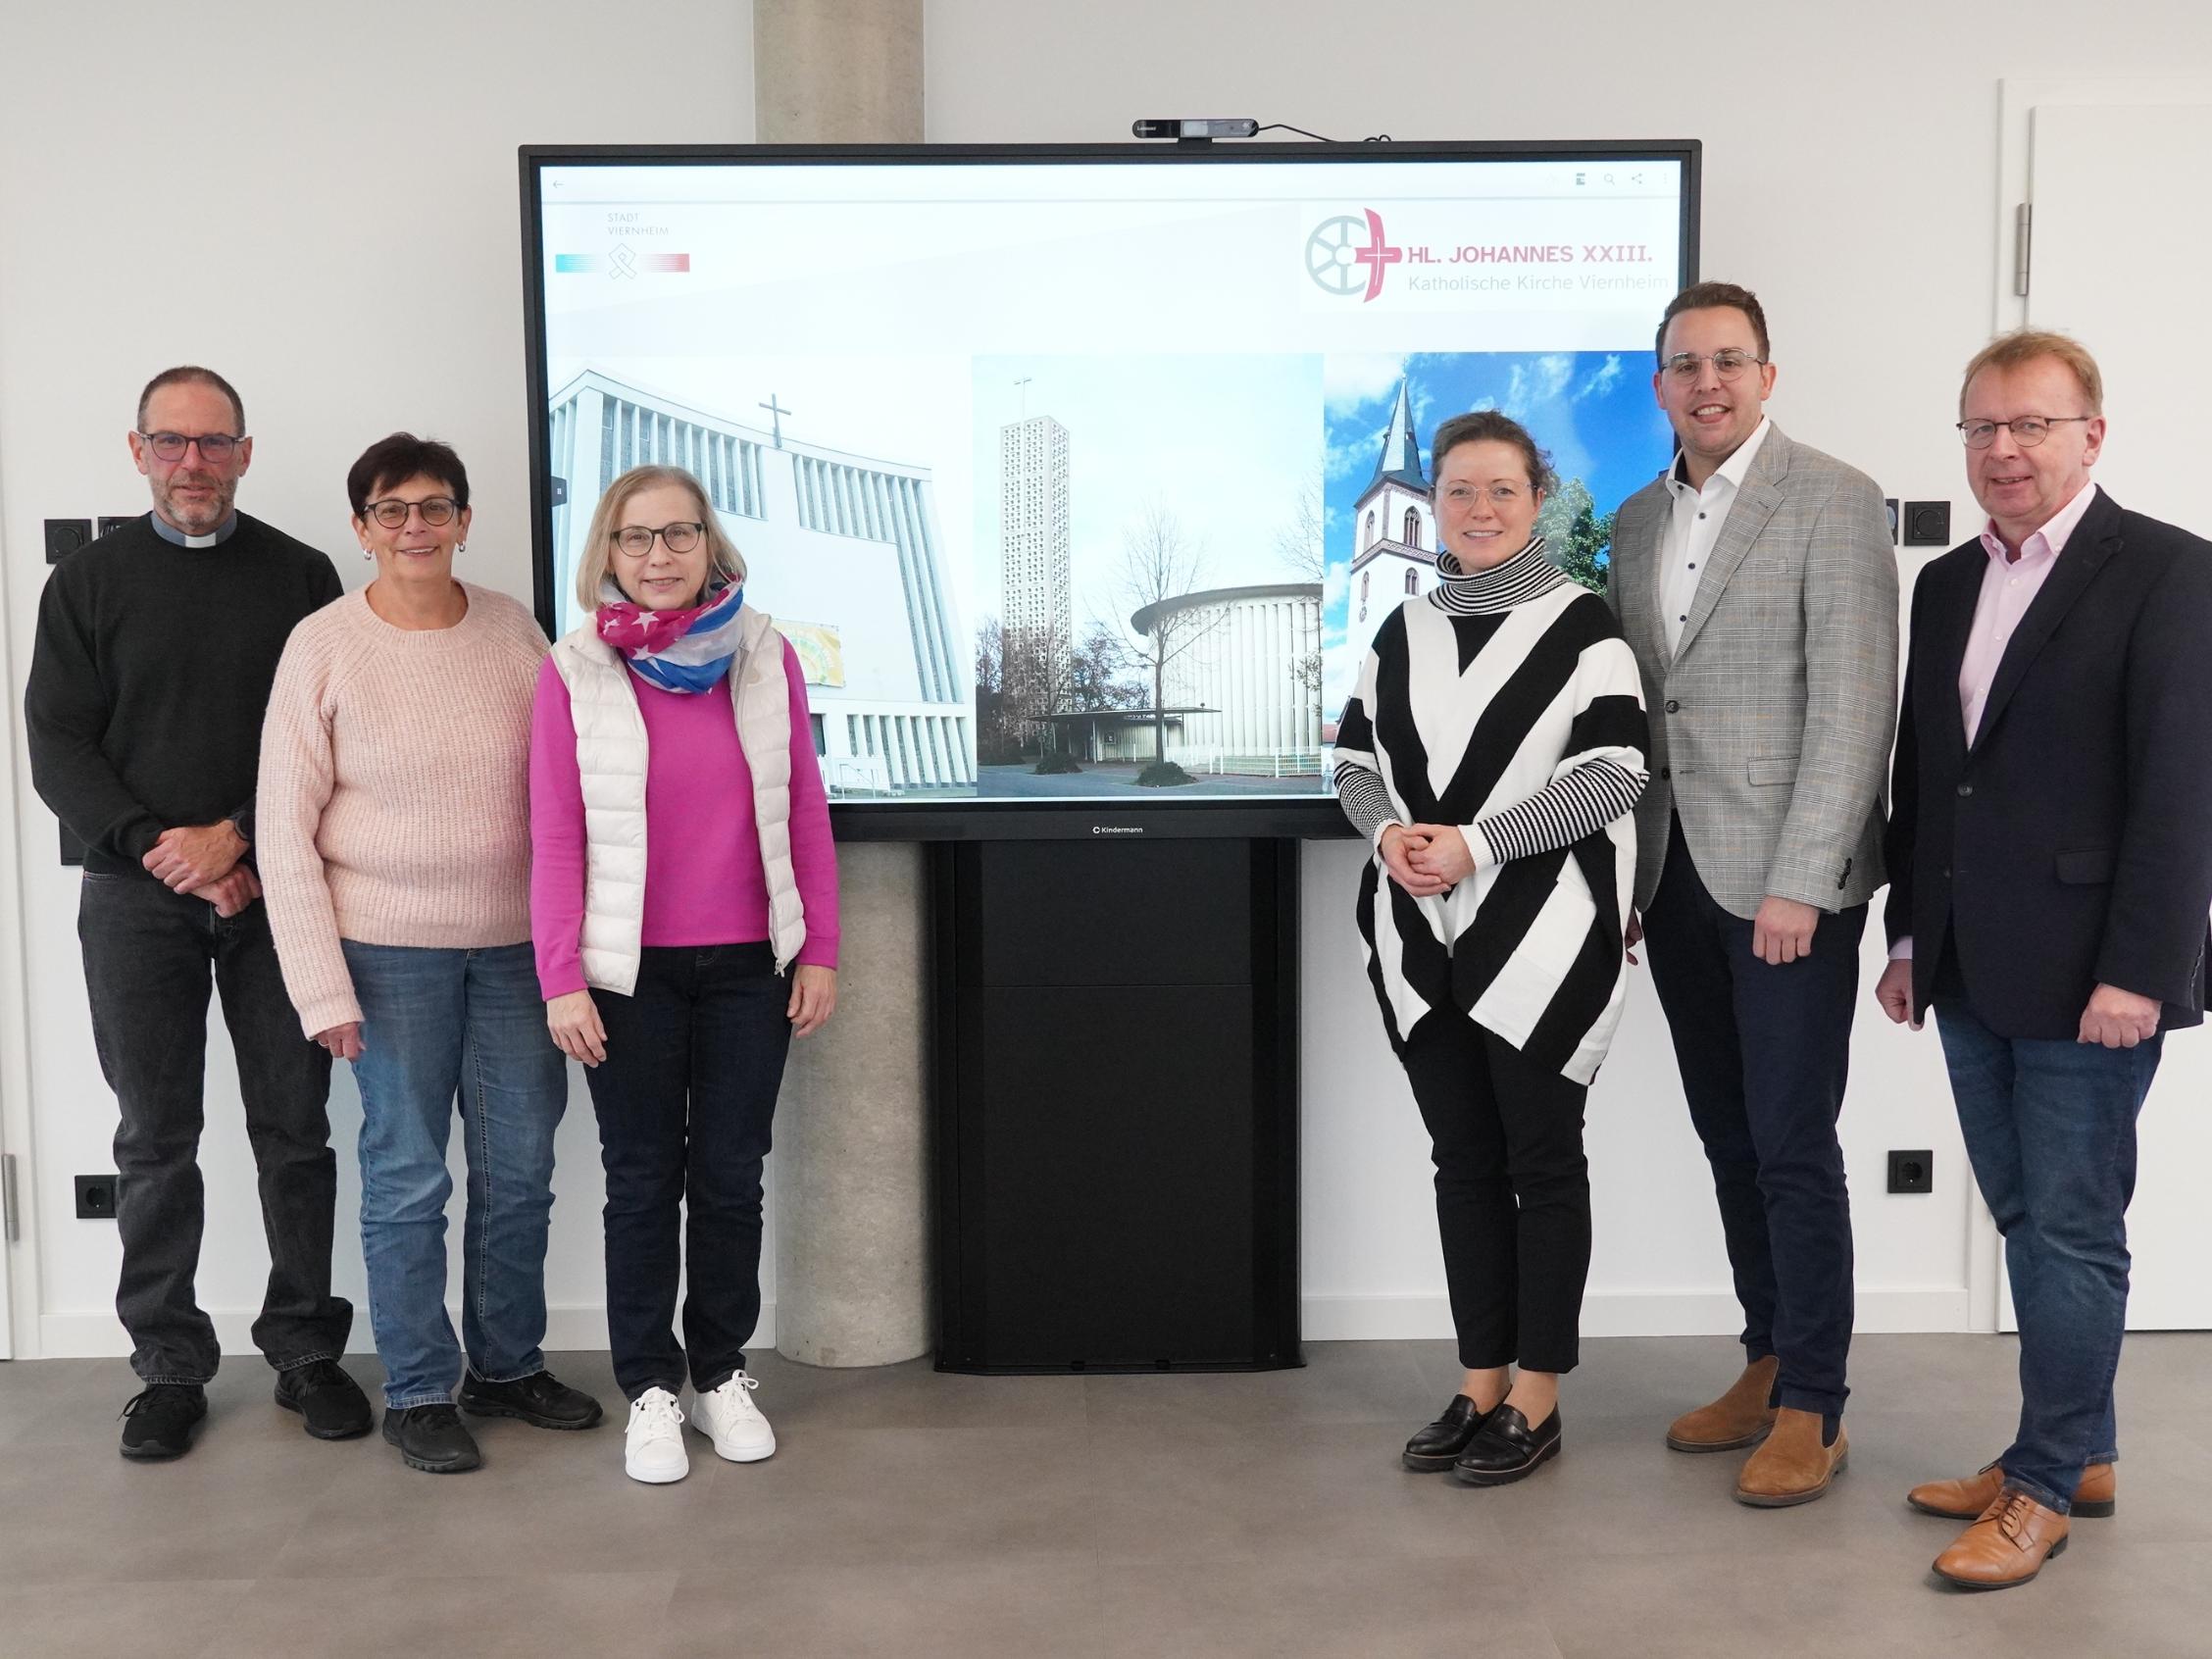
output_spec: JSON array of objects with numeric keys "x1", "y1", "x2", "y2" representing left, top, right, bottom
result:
[{"x1": 930, "y1": 836, "x2": 1303, "y2": 1373}]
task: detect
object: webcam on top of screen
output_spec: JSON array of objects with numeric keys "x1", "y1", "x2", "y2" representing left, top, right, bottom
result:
[{"x1": 1132, "y1": 118, "x2": 1259, "y2": 140}]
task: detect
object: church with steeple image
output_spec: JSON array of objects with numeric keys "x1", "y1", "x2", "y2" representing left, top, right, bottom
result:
[{"x1": 1347, "y1": 378, "x2": 1438, "y2": 632}]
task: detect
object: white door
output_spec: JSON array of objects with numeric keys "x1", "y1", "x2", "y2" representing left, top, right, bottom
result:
[{"x1": 2010, "y1": 97, "x2": 2212, "y2": 1330}]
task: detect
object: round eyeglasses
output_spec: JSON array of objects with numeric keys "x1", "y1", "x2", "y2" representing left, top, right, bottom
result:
[
  {"x1": 1659, "y1": 349, "x2": 1765, "y2": 383},
  {"x1": 1955, "y1": 417, "x2": 2092, "y2": 449},
  {"x1": 613, "y1": 522, "x2": 706, "y2": 557}
]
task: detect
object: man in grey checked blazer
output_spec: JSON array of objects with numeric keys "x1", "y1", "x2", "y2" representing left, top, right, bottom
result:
[{"x1": 1606, "y1": 282, "x2": 1897, "y2": 1509}]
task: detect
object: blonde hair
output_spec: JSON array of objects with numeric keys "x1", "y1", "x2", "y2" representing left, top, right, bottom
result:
[
  {"x1": 1959, "y1": 329, "x2": 2104, "y2": 417},
  {"x1": 574, "y1": 465, "x2": 747, "y2": 614}
]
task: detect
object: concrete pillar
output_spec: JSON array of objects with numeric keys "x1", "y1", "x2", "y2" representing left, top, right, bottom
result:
[
  {"x1": 753, "y1": 0, "x2": 923, "y2": 145},
  {"x1": 758, "y1": 0, "x2": 930, "y2": 1367}
]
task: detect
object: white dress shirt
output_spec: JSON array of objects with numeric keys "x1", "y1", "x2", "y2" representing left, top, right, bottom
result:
[{"x1": 1658, "y1": 417, "x2": 1774, "y2": 656}]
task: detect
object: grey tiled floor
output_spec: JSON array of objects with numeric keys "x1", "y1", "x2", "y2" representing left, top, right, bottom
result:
[{"x1": 1, "y1": 1334, "x2": 2208, "y2": 1657}]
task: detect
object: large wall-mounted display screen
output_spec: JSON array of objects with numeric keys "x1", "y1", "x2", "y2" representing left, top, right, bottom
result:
[{"x1": 522, "y1": 142, "x2": 1699, "y2": 837}]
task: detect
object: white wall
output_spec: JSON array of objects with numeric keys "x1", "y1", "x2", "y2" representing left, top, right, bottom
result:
[
  {"x1": 0, "y1": 0, "x2": 757, "y2": 1357},
  {"x1": 925, "y1": 0, "x2": 2212, "y2": 1337},
  {"x1": 8, "y1": 0, "x2": 2211, "y2": 1361}
]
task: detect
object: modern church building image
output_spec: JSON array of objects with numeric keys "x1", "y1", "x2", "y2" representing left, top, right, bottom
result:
[{"x1": 546, "y1": 369, "x2": 974, "y2": 796}]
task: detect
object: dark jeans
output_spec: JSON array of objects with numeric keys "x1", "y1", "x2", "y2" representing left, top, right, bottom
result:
[
  {"x1": 1640, "y1": 825, "x2": 1864, "y2": 1418},
  {"x1": 584, "y1": 942, "x2": 791, "y2": 1402},
  {"x1": 76, "y1": 872, "x2": 350, "y2": 1383},
  {"x1": 1399, "y1": 1012, "x2": 1590, "y2": 1375},
  {"x1": 1934, "y1": 995, "x2": 2159, "y2": 1515}
]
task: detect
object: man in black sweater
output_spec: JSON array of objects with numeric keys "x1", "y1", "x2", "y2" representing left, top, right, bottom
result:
[{"x1": 25, "y1": 366, "x2": 371, "y2": 1458}]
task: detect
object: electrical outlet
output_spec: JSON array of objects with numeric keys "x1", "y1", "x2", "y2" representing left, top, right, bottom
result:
[
  {"x1": 98, "y1": 515, "x2": 139, "y2": 538},
  {"x1": 1886, "y1": 1149, "x2": 1934, "y2": 1195},
  {"x1": 75, "y1": 1174, "x2": 119, "y2": 1219},
  {"x1": 44, "y1": 518, "x2": 93, "y2": 563},
  {"x1": 1903, "y1": 501, "x2": 1952, "y2": 547},
  {"x1": 1883, "y1": 497, "x2": 1900, "y2": 545}
]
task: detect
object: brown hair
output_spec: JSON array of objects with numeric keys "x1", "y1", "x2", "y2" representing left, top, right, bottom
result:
[
  {"x1": 574, "y1": 465, "x2": 746, "y2": 613},
  {"x1": 1429, "y1": 409, "x2": 1557, "y2": 497},
  {"x1": 1655, "y1": 281, "x2": 1771, "y2": 363},
  {"x1": 136, "y1": 365, "x2": 245, "y2": 434},
  {"x1": 1958, "y1": 328, "x2": 2104, "y2": 416},
  {"x1": 347, "y1": 432, "x2": 469, "y2": 515}
]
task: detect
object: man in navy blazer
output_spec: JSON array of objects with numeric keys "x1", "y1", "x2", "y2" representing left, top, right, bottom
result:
[{"x1": 1878, "y1": 330, "x2": 2212, "y2": 1591}]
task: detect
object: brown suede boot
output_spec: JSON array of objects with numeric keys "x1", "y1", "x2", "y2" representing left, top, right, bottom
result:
[
  {"x1": 1734, "y1": 1406, "x2": 1846, "y2": 1507},
  {"x1": 1909, "y1": 1460, "x2": 2115, "y2": 1520},
  {"x1": 1665, "y1": 1354, "x2": 1779, "y2": 1452},
  {"x1": 1933, "y1": 1490, "x2": 2070, "y2": 1589}
]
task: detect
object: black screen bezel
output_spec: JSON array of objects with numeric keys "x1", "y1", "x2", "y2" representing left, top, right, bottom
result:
[{"x1": 520, "y1": 138, "x2": 1701, "y2": 842}]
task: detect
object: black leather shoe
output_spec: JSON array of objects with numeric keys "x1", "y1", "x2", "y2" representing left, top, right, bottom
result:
[
  {"x1": 1402, "y1": 1394, "x2": 1493, "y2": 1472},
  {"x1": 275, "y1": 1359, "x2": 374, "y2": 1440},
  {"x1": 458, "y1": 1368, "x2": 605, "y2": 1430},
  {"x1": 119, "y1": 1382, "x2": 207, "y2": 1461},
  {"x1": 381, "y1": 1404, "x2": 482, "y2": 1473},
  {"x1": 1452, "y1": 1404, "x2": 1563, "y2": 1485}
]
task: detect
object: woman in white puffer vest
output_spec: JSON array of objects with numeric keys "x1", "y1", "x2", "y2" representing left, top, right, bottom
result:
[{"x1": 528, "y1": 464, "x2": 840, "y2": 1485}]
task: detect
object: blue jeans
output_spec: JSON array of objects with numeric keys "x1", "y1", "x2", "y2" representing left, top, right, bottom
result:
[
  {"x1": 344, "y1": 940, "x2": 569, "y2": 1409},
  {"x1": 1934, "y1": 997, "x2": 2161, "y2": 1515}
]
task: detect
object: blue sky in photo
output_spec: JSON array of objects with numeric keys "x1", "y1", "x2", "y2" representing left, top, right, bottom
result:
[{"x1": 1320, "y1": 351, "x2": 1677, "y2": 711}]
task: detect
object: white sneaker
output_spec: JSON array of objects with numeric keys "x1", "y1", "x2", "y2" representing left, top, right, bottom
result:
[
  {"x1": 625, "y1": 1387, "x2": 689, "y2": 1483},
  {"x1": 691, "y1": 1372, "x2": 776, "y2": 1463}
]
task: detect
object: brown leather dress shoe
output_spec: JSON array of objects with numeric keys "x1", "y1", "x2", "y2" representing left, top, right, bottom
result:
[
  {"x1": 1909, "y1": 1460, "x2": 2115, "y2": 1520},
  {"x1": 1735, "y1": 1406, "x2": 1846, "y2": 1507},
  {"x1": 1665, "y1": 1354, "x2": 1780, "y2": 1452},
  {"x1": 1933, "y1": 1490, "x2": 2070, "y2": 1589}
]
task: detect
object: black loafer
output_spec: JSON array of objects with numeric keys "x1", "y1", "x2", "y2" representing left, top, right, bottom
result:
[
  {"x1": 1453, "y1": 1404, "x2": 1563, "y2": 1485},
  {"x1": 381, "y1": 1404, "x2": 482, "y2": 1473},
  {"x1": 457, "y1": 1368, "x2": 605, "y2": 1431},
  {"x1": 275, "y1": 1359, "x2": 374, "y2": 1439},
  {"x1": 1402, "y1": 1394, "x2": 1493, "y2": 1472},
  {"x1": 119, "y1": 1382, "x2": 207, "y2": 1461}
]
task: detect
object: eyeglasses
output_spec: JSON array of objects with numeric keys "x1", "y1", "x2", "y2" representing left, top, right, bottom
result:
[
  {"x1": 1955, "y1": 416, "x2": 2093, "y2": 449},
  {"x1": 363, "y1": 496, "x2": 460, "y2": 528},
  {"x1": 137, "y1": 430, "x2": 243, "y2": 463},
  {"x1": 612, "y1": 522, "x2": 705, "y2": 557},
  {"x1": 1440, "y1": 483, "x2": 1531, "y2": 505},
  {"x1": 1659, "y1": 349, "x2": 1765, "y2": 383}
]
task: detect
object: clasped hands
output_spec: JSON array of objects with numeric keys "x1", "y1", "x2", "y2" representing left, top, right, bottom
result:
[
  {"x1": 141, "y1": 820, "x2": 257, "y2": 917},
  {"x1": 1378, "y1": 823, "x2": 1476, "y2": 896}
]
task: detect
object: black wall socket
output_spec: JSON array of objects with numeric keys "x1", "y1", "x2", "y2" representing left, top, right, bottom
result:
[
  {"x1": 1903, "y1": 501, "x2": 1952, "y2": 546},
  {"x1": 75, "y1": 1174, "x2": 119, "y2": 1219},
  {"x1": 44, "y1": 518, "x2": 93, "y2": 563},
  {"x1": 98, "y1": 515, "x2": 139, "y2": 538},
  {"x1": 1886, "y1": 1149, "x2": 1935, "y2": 1195}
]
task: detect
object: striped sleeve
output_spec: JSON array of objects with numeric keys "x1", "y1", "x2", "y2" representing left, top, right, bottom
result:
[
  {"x1": 1466, "y1": 630, "x2": 1649, "y2": 868},
  {"x1": 1333, "y1": 758, "x2": 1400, "y2": 846}
]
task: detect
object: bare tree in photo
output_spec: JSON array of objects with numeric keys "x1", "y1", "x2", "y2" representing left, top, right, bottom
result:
[{"x1": 1114, "y1": 502, "x2": 1226, "y2": 777}]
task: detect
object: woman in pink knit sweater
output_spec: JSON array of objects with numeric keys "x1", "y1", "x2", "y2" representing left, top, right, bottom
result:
[
  {"x1": 257, "y1": 434, "x2": 604, "y2": 1476},
  {"x1": 528, "y1": 464, "x2": 839, "y2": 1485}
]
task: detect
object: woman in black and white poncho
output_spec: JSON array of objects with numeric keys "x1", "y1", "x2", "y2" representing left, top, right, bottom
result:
[{"x1": 1334, "y1": 410, "x2": 1648, "y2": 1487}]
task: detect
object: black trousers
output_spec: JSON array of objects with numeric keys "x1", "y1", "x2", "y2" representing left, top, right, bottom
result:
[
  {"x1": 76, "y1": 872, "x2": 349, "y2": 1383},
  {"x1": 1399, "y1": 1012, "x2": 1590, "y2": 1374},
  {"x1": 1639, "y1": 822, "x2": 1863, "y2": 1418},
  {"x1": 584, "y1": 942, "x2": 790, "y2": 1402}
]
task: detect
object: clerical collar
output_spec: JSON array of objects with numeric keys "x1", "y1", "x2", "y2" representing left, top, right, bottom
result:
[{"x1": 149, "y1": 511, "x2": 239, "y2": 549}]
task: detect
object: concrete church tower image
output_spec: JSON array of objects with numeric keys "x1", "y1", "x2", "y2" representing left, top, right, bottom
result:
[
  {"x1": 998, "y1": 414, "x2": 1072, "y2": 708},
  {"x1": 548, "y1": 369, "x2": 971, "y2": 797},
  {"x1": 1348, "y1": 378, "x2": 1437, "y2": 632}
]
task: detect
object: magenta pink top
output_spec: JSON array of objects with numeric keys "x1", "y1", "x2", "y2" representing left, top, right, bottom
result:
[{"x1": 528, "y1": 639, "x2": 840, "y2": 999}]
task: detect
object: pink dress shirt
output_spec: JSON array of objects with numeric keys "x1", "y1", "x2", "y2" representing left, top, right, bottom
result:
[{"x1": 1891, "y1": 479, "x2": 2102, "y2": 961}]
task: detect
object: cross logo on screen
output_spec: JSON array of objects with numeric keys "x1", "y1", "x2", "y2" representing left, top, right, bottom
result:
[{"x1": 1306, "y1": 210, "x2": 1402, "y2": 302}]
